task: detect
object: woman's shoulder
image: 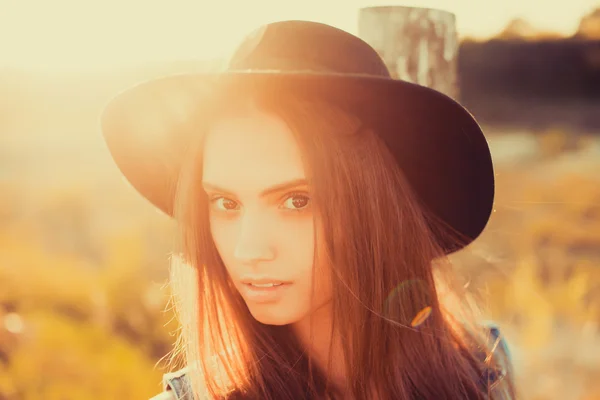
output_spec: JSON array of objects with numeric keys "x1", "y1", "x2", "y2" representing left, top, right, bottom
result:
[
  {"x1": 477, "y1": 321, "x2": 514, "y2": 396},
  {"x1": 149, "y1": 366, "x2": 241, "y2": 400},
  {"x1": 150, "y1": 322, "x2": 514, "y2": 399},
  {"x1": 149, "y1": 366, "x2": 193, "y2": 400}
]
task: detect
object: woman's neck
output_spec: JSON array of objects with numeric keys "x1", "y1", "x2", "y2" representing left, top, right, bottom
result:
[{"x1": 291, "y1": 303, "x2": 347, "y2": 394}]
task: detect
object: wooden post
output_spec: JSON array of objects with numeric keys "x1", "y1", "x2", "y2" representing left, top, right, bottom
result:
[{"x1": 358, "y1": 6, "x2": 459, "y2": 99}]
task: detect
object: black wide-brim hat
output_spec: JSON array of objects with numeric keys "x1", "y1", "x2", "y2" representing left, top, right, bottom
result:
[{"x1": 100, "y1": 20, "x2": 495, "y2": 255}]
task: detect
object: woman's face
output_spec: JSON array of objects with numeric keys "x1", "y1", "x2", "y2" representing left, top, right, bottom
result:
[{"x1": 202, "y1": 106, "x2": 331, "y2": 325}]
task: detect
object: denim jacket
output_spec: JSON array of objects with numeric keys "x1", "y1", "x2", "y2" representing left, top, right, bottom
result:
[{"x1": 150, "y1": 323, "x2": 513, "y2": 400}]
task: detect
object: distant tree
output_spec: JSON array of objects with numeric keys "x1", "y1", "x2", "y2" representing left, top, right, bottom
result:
[
  {"x1": 576, "y1": 8, "x2": 600, "y2": 39},
  {"x1": 496, "y1": 17, "x2": 563, "y2": 40},
  {"x1": 497, "y1": 18, "x2": 539, "y2": 39}
]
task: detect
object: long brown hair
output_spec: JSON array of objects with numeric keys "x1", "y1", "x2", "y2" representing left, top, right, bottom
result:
[{"x1": 167, "y1": 90, "x2": 516, "y2": 399}]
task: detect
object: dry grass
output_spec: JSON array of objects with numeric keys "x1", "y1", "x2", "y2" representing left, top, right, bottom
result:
[
  {"x1": 452, "y1": 131, "x2": 600, "y2": 399},
  {"x1": 1, "y1": 130, "x2": 599, "y2": 399}
]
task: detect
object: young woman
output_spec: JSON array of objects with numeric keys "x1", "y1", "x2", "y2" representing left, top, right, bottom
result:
[{"x1": 101, "y1": 20, "x2": 515, "y2": 400}]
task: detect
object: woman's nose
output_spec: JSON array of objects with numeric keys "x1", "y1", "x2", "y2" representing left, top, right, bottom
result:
[{"x1": 233, "y1": 213, "x2": 276, "y2": 265}]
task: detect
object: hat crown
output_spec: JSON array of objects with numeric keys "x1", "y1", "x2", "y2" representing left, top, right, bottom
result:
[{"x1": 227, "y1": 20, "x2": 392, "y2": 78}]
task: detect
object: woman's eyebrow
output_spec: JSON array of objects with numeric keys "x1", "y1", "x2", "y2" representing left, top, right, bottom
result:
[{"x1": 202, "y1": 178, "x2": 308, "y2": 198}]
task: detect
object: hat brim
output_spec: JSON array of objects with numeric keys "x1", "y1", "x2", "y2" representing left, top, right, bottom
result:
[{"x1": 100, "y1": 71, "x2": 494, "y2": 254}]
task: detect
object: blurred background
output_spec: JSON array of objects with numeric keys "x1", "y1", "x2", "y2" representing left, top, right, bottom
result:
[{"x1": 1, "y1": 0, "x2": 599, "y2": 399}]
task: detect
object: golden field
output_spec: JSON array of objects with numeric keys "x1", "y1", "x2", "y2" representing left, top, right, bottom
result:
[{"x1": 0, "y1": 76, "x2": 599, "y2": 399}]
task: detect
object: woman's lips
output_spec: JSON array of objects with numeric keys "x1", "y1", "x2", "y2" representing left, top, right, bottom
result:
[
  {"x1": 240, "y1": 277, "x2": 291, "y2": 285},
  {"x1": 239, "y1": 282, "x2": 291, "y2": 303}
]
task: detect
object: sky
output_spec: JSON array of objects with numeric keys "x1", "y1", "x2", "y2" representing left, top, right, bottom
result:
[{"x1": 0, "y1": 0, "x2": 598, "y2": 71}]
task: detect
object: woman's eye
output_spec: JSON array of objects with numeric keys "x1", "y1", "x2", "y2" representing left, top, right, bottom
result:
[
  {"x1": 282, "y1": 194, "x2": 310, "y2": 211},
  {"x1": 212, "y1": 197, "x2": 239, "y2": 211}
]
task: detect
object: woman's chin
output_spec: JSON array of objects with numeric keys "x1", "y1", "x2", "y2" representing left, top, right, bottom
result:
[{"x1": 247, "y1": 305, "x2": 299, "y2": 326}]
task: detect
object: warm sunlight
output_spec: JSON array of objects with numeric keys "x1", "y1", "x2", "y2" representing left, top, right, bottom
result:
[
  {"x1": 0, "y1": 0, "x2": 598, "y2": 71},
  {"x1": 2, "y1": 0, "x2": 600, "y2": 398}
]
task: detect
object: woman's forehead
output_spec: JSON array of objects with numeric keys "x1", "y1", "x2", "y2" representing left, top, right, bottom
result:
[{"x1": 201, "y1": 107, "x2": 306, "y2": 195}]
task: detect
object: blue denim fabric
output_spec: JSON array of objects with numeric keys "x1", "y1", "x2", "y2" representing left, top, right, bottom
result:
[
  {"x1": 154, "y1": 366, "x2": 194, "y2": 400},
  {"x1": 479, "y1": 321, "x2": 513, "y2": 394}
]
